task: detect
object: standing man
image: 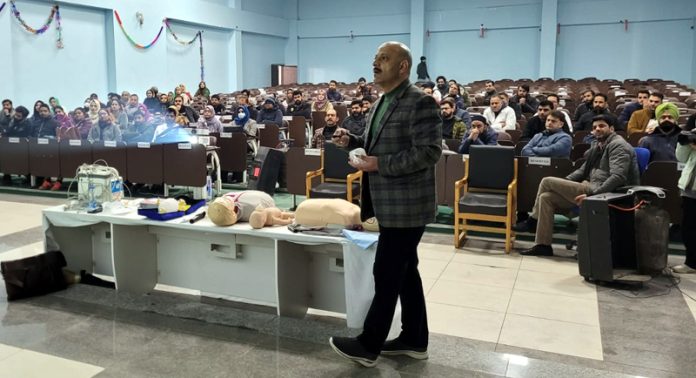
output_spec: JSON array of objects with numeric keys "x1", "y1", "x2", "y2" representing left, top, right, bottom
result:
[
  {"x1": 416, "y1": 56, "x2": 430, "y2": 82},
  {"x1": 330, "y1": 41, "x2": 441, "y2": 367}
]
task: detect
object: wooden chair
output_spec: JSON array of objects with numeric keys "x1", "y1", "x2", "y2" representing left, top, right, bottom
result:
[
  {"x1": 0, "y1": 137, "x2": 30, "y2": 176},
  {"x1": 627, "y1": 132, "x2": 647, "y2": 147},
  {"x1": 258, "y1": 123, "x2": 280, "y2": 148},
  {"x1": 516, "y1": 157, "x2": 574, "y2": 213},
  {"x1": 305, "y1": 142, "x2": 362, "y2": 203},
  {"x1": 570, "y1": 143, "x2": 591, "y2": 161},
  {"x1": 454, "y1": 145, "x2": 517, "y2": 253}
]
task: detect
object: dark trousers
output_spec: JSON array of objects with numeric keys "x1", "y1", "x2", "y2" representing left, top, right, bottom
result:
[
  {"x1": 683, "y1": 197, "x2": 696, "y2": 267},
  {"x1": 358, "y1": 225, "x2": 428, "y2": 354}
]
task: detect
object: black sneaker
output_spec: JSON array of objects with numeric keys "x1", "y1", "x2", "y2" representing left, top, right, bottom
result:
[
  {"x1": 520, "y1": 244, "x2": 554, "y2": 256},
  {"x1": 381, "y1": 338, "x2": 428, "y2": 360},
  {"x1": 329, "y1": 337, "x2": 378, "y2": 367},
  {"x1": 512, "y1": 217, "x2": 537, "y2": 233}
]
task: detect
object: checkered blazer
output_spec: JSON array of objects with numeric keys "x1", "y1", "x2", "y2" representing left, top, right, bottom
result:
[{"x1": 349, "y1": 81, "x2": 442, "y2": 228}]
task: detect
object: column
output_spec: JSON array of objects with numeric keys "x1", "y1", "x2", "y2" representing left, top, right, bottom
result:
[{"x1": 538, "y1": 0, "x2": 559, "y2": 79}]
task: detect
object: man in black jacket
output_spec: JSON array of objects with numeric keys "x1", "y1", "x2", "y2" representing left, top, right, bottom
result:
[
  {"x1": 286, "y1": 90, "x2": 311, "y2": 119},
  {"x1": 511, "y1": 85, "x2": 539, "y2": 114},
  {"x1": 573, "y1": 89, "x2": 595, "y2": 122},
  {"x1": 341, "y1": 100, "x2": 366, "y2": 135},
  {"x1": 576, "y1": 93, "x2": 623, "y2": 133}
]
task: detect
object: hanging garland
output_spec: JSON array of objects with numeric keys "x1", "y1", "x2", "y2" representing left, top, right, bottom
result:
[
  {"x1": 9, "y1": 1, "x2": 63, "y2": 48},
  {"x1": 0, "y1": 3, "x2": 6, "y2": 14},
  {"x1": 113, "y1": 9, "x2": 163, "y2": 49},
  {"x1": 164, "y1": 18, "x2": 205, "y2": 82}
]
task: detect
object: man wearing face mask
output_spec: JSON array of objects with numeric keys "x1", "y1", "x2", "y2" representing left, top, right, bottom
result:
[
  {"x1": 513, "y1": 114, "x2": 639, "y2": 256},
  {"x1": 285, "y1": 90, "x2": 311, "y2": 119},
  {"x1": 627, "y1": 92, "x2": 663, "y2": 136},
  {"x1": 341, "y1": 100, "x2": 366, "y2": 135},
  {"x1": 638, "y1": 102, "x2": 681, "y2": 162}
]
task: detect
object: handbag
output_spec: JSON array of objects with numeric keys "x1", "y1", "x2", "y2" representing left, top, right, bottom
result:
[{"x1": 1, "y1": 251, "x2": 68, "y2": 301}]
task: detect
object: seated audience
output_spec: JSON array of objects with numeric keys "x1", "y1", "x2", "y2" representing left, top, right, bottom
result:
[
  {"x1": 109, "y1": 99, "x2": 129, "y2": 129},
  {"x1": 482, "y1": 80, "x2": 497, "y2": 106},
  {"x1": 4, "y1": 106, "x2": 31, "y2": 137},
  {"x1": 196, "y1": 105, "x2": 223, "y2": 133},
  {"x1": 30, "y1": 100, "x2": 46, "y2": 124},
  {"x1": 687, "y1": 112, "x2": 696, "y2": 131},
  {"x1": 143, "y1": 88, "x2": 160, "y2": 113},
  {"x1": 71, "y1": 107, "x2": 93, "y2": 140},
  {"x1": 544, "y1": 94, "x2": 573, "y2": 131},
  {"x1": 87, "y1": 99, "x2": 102, "y2": 127},
  {"x1": 498, "y1": 92, "x2": 522, "y2": 119},
  {"x1": 232, "y1": 106, "x2": 259, "y2": 151},
  {"x1": 53, "y1": 106, "x2": 73, "y2": 130},
  {"x1": 513, "y1": 114, "x2": 639, "y2": 257},
  {"x1": 327, "y1": 80, "x2": 343, "y2": 102},
  {"x1": 356, "y1": 77, "x2": 370, "y2": 99},
  {"x1": 521, "y1": 100, "x2": 570, "y2": 141},
  {"x1": 311, "y1": 109, "x2": 339, "y2": 149},
  {"x1": 638, "y1": 102, "x2": 680, "y2": 162},
  {"x1": 483, "y1": 94, "x2": 516, "y2": 131},
  {"x1": 194, "y1": 81, "x2": 210, "y2": 99},
  {"x1": 122, "y1": 110, "x2": 156, "y2": 143},
  {"x1": 235, "y1": 94, "x2": 258, "y2": 120},
  {"x1": 89, "y1": 93, "x2": 106, "y2": 109},
  {"x1": 172, "y1": 95, "x2": 199, "y2": 125},
  {"x1": 311, "y1": 89, "x2": 334, "y2": 113},
  {"x1": 576, "y1": 93, "x2": 623, "y2": 132},
  {"x1": 458, "y1": 115, "x2": 498, "y2": 154},
  {"x1": 511, "y1": 85, "x2": 539, "y2": 114},
  {"x1": 88, "y1": 109, "x2": 122, "y2": 143},
  {"x1": 286, "y1": 90, "x2": 312, "y2": 119},
  {"x1": 521, "y1": 110, "x2": 572, "y2": 158},
  {"x1": 125, "y1": 94, "x2": 149, "y2": 123},
  {"x1": 361, "y1": 96, "x2": 374, "y2": 115},
  {"x1": 573, "y1": 89, "x2": 595, "y2": 122},
  {"x1": 446, "y1": 82, "x2": 466, "y2": 110},
  {"x1": 618, "y1": 90, "x2": 649, "y2": 125},
  {"x1": 156, "y1": 93, "x2": 171, "y2": 115},
  {"x1": 440, "y1": 98, "x2": 467, "y2": 140},
  {"x1": 341, "y1": 100, "x2": 366, "y2": 135},
  {"x1": 420, "y1": 82, "x2": 440, "y2": 103},
  {"x1": 48, "y1": 97, "x2": 61, "y2": 114},
  {"x1": 0, "y1": 99, "x2": 14, "y2": 132},
  {"x1": 152, "y1": 107, "x2": 191, "y2": 144},
  {"x1": 627, "y1": 92, "x2": 662, "y2": 135},
  {"x1": 175, "y1": 84, "x2": 192, "y2": 106},
  {"x1": 434, "y1": 76, "x2": 448, "y2": 100},
  {"x1": 31, "y1": 103, "x2": 58, "y2": 138},
  {"x1": 210, "y1": 94, "x2": 225, "y2": 115},
  {"x1": 448, "y1": 79, "x2": 471, "y2": 108},
  {"x1": 256, "y1": 98, "x2": 283, "y2": 126}
]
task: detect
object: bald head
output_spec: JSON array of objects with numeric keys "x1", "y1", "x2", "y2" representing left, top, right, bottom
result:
[{"x1": 373, "y1": 41, "x2": 412, "y2": 92}]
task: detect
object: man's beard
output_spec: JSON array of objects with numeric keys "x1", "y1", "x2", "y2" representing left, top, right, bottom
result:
[
  {"x1": 593, "y1": 106, "x2": 605, "y2": 114},
  {"x1": 294, "y1": 100, "x2": 302, "y2": 105},
  {"x1": 441, "y1": 112, "x2": 453, "y2": 120},
  {"x1": 351, "y1": 111, "x2": 362, "y2": 118},
  {"x1": 658, "y1": 121, "x2": 676, "y2": 132}
]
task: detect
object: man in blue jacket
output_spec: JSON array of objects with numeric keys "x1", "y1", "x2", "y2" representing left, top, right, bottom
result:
[{"x1": 521, "y1": 110, "x2": 572, "y2": 158}]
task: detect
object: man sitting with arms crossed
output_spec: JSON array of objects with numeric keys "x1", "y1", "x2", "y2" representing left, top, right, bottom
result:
[
  {"x1": 513, "y1": 114, "x2": 639, "y2": 256},
  {"x1": 521, "y1": 110, "x2": 572, "y2": 158},
  {"x1": 483, "y1": 94, "x2": 516, "y2": 131}
]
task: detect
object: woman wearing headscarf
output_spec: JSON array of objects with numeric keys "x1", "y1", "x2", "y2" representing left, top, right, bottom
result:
[
  {"x1": 175, "y1": 84, "x2": 192, "y2": 106},
  {"x1": 143, "y1": 88, "x2": 160, "y2": 113},
  {"x1": 311, "y1": 89, "x2": 334, "y2": 113},
  {"x1": 233, "y1": 105, "x2": 258, "y2": 151},
  {"x1": 72, "y1": 107, "x2": 93, "y2": 140},
  {"x1": 196, "y1": 105, "x2": 222, "y2": 133},
  {"x1": 88, "y1": 109, "x2": 122, "y2": 143},
  {"x1": 48, "y1": 97, "x2": 61, "y2": 114},
  {"x1": 87, "y1": 99, "x2": 101, "y2": 126},
  {"x1": 53, "y1": 106, "x2": 73, "y2": 130},
  {"x1": 109, "y1": 100, "x2": 129, "y2": 130},
  {"x1": 194, "y1": 81, "x2": 211, "y2": 99}
]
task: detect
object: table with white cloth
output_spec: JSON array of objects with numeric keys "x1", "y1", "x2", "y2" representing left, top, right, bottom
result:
[{"x1": 42, "y1": 205, "x2": 400, "y2": 331}]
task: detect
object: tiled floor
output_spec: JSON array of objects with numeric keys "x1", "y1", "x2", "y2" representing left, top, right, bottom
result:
[{"x1": 1, "y1": 192, "x2": 695, "y2": 377}]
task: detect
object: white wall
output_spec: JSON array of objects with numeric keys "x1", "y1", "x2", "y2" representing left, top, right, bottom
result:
[{"x1": 241, "y1": 32, "x2": 287, "y2": 89}]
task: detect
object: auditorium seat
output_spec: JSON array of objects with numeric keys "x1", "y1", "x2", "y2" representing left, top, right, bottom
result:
[
  {"x1": 91, "y1": 141, "x2": 128, "y2": 179},
  {"x1": 59, "y1": 139, "x2": 93, "y2": 179},
  {"x1": 28, "y1": 137, "x2": 60, "y2": 179},
  {"x1": 0, "y1": 137, "x2": 30, "y2": 176},
  {"x1": 126, "y1": 142, "x2": 164, "y2": 185},
  {"x1": 163, "y1": 142, "x2": 207, "y2": 187}
]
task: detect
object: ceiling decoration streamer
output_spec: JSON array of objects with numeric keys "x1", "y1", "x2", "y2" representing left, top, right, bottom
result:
[
  {"x1": 113, "y1": 9, "x2": 163, "y2": 49},
  {"x1": 0, "y1": 3, "x2": 6, "y2": 14},
  {"x1": 10, "y1": 1, "x2": 63, "y2": 48},
  {"x1": 165, "y1": 18, "x2": 205, "y2": 81}
]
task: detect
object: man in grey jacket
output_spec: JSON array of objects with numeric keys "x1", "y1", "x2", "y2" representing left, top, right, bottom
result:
[
  {"x1": 513, "y1": 114, "x2": 639, "y2": 256},
  {"x1": 329, "y1": 41, "x2": 442, "y2": 367}
]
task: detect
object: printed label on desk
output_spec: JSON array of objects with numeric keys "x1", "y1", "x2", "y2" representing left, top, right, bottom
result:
[
  {"x1": 678, "y1": 162, "x2": 685, "y2": 171},
  {"x1": 666, "y1": 84, "x2": 677, "y2": 88},
  {"x1": 69, "y1": 139, "x2": 82, "y2": 146},
  {"x1": 137, "y1": 142, "x2": 151, "y2": 149},
  {"x1": 195, "y1": 129, "x2": 209, "y2": 135},
  {"x1": 679, "y1": 92, "x2": 691, "y2": 96},
  {"x1": 178, "y1": 143, "x2": 192, "y2": 150},
  {"x1": 37, "y1": 138, "x2": 49, "y2": 145},
  {"x1": 198, "y1": 136, "x2": 210, "y2": 145},
  {"x1": 257, "y1": 124, "x2": 265, "y2": 129},
  {"x1": 104, "y1": 140, "x2": 117, "y2": 147},
  {"x1": 304, "y1": 148, "x2": 321, "y2": 156},
  {"x1": 8, "y1": 137, "x2": 19, "y2": 143},
  {"x1": 220, "y1": 132, "x2": 232, "y2": 138},
  {"x1": 529, "y1": 157, "x2": 551, "y2": 166},
  {"x1": 282, "y1": 116, "x2": 292, "y2": 121}
]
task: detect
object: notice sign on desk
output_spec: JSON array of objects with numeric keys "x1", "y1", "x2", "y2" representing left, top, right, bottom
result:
[
  {"x1": 178, "y1": 143, "x2": 192, "y2": 150},
  {"x1": 8, "y1": 137, "x2": 19, "y2": 144},
  {"x1": 37, "y1": 138, "x2": 49, "y2": 145},
  {"x1": 137, "y1": 142, "x2": 151, "y2": 149},
  {"x1": 104, "y1": 140, "x2": 117, "y2": 147},
  {"x1": 529, "y1": 157, "x2": 551, "y2": 166},
  {"x1": 69, "y1": 139, "x2": 82, "y2": 146},
  {"x1": 305, "y1": 148, "x2": 320, "y2": 156}
]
